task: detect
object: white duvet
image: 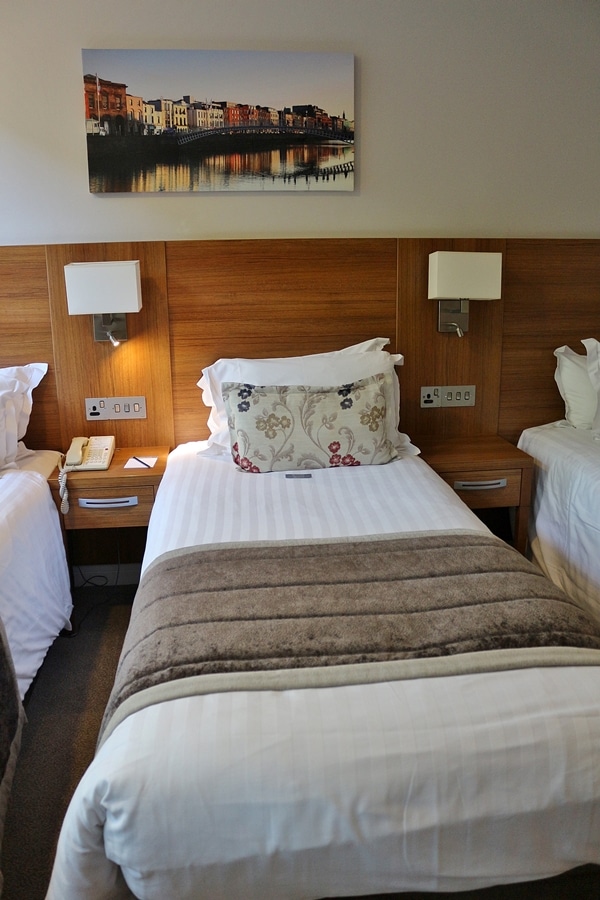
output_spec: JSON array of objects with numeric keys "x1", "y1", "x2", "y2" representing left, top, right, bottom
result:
[
  {"x1": 518, "y1": 422, "x2": 600, "y2": 621},
  {"x1": 47, "y1": 444, "x2": 600, "y2": 899},
  {"x1": 0, "y1": 450, "x2": 72, "y2": 698}
]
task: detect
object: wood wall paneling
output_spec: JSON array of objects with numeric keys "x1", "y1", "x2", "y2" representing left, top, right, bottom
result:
[
  {"x1": 499, "y1": 240, "x2": 600, "y2": 443},
  {"x1": 166, "y1": 239, "x2": 399, "y2": 446},
  {"x1": 397, "y1": 238, "x2": 506, "y2": 439},
  {"x1": 0, "y1": 245, "x2": 61, "y2": 449},
  {"x1": 45, "y1": 242, "x2": 175, "y2": 452}
]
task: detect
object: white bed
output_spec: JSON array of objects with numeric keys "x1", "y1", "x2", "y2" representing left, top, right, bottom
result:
[
  {"x1": 47, "y1": 442, "x2": 600, "y2": 900},
  {"x1": 0, "y1": 447, "x2": 72, "y2": 698},
  {"x1": 518, "y1": 421, "x2": 600, "y2": 622}
]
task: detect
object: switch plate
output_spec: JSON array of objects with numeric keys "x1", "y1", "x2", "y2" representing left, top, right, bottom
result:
[
  {"x1": 85, "y1": 396, "x2": 147, "y2": 420},
  {"x1": 420, "y1": 385, "x2": 476, "y2": 408}
]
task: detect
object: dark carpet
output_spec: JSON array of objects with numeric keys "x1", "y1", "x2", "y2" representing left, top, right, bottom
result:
[{"x1": 1, "y1": 583, "x2": 599, "y2": 900}]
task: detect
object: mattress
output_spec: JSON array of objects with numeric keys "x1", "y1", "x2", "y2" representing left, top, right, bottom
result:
[
  {"x1": 518, "y1": 422, "x2": 600, "y2": 621},
  {"x1": 0, "y1": 449, "x2": 72, "y2": 698},
  {"x1": 47, "y1": 445, "x2": 600, "y2": 899}
]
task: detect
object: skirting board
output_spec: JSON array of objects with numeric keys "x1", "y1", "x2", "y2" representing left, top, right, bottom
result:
[{"x1": 72, "y1": 563, "x2": 141, "y2": 588}]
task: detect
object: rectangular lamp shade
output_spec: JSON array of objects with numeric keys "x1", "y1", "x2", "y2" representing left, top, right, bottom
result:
[
  {"x1": 64, "y1": 260, "x2": 142, "y2": 315},
  {"x1": 428, "y1": 251, "x2": 502, "y2": 300}
]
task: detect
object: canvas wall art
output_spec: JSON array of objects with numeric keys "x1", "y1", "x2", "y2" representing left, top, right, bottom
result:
[{"x1": 81, "y1": 49, "x2": 355, "y2": 194}]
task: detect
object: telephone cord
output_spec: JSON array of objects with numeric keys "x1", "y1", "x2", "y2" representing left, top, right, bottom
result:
[{"x1": 58, "y1": 466, "x2": 70, "y2": 514}]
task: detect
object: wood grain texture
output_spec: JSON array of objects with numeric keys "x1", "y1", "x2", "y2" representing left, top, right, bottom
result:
[
  {"x1": 398, "y1": 238, "x2": 506, "y2": 439},
  {"x1": 499, "y1": 240, "x2": 600, "y2": 443},
  {"x1": 0, "y1": 245, "x2": 61, "y2": 449},
  {"x1": 165, "y1": 239, "x2": 398, "y2": 445},
  {"x1": 45, "y1": 242, "x2": 174, "y2": 452}
]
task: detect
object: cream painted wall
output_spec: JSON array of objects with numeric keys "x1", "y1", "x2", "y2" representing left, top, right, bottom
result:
[{"x1": 1, "y1": 0, "x2": 599, "y2": 245}]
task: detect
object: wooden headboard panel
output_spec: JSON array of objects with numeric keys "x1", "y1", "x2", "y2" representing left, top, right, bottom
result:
[
  {"x1": 1, "y1": 237, "x2": 598, "y2": 456},
  {"x1": 0, "y1": 245, "x2": 61, "y2": 449},
  {"x1": 165, "y1": 239, "x2": 399, "y2": 446},
  {"x1": 499, "y1": 240, "x2": 600, "y2": 443}
]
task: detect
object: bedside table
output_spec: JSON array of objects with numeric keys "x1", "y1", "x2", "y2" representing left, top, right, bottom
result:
[
  {"x1": 49, "y1": 446, "x2": 170, "y2": 531},
  {"x1": 413, "y1": 434, "x2": 534, "y2": 554}
]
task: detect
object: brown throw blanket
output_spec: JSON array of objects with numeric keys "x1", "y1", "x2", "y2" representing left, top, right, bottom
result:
[{"x1": 99, "y1": 531, "x2": 600, "y2": 747}]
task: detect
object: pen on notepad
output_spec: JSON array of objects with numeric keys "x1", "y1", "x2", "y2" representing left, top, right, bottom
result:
[{"x1": 132, "y1": 456, "x2": 151, "y2": 468}]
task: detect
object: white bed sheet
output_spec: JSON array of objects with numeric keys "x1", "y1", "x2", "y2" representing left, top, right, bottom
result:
[
  {"x1": 48, "y1": 445, "x2": 600, "y2": 900},
  {"x1": 518, "y1": 422, "x2": 600, "y2": 621},
  {"x1": 0, "y1": 450, "x2": 72, "y2": 698}
]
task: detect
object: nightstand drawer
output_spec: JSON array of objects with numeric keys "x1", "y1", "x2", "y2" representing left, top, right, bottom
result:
[
  {"x1": 438, "y1": 468, "x2": 522, "y2": 509},
  {"x1": 61, "y1": 486, "x2": 156, "y2": 529}
]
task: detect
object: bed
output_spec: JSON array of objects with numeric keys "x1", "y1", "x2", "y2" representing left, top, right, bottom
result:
[
  {"x1": 47, "y1": 342, "x2": 600, "y2": 899},
  {"x1": 517, "y1": 338, "x2": 600, "y2": 623},
  {"x1": 0, "y1": 363, "x2": 72, "y2": 891},
  {"x1": 0, "y1": 364, "x2": 73, "y2": 699}
]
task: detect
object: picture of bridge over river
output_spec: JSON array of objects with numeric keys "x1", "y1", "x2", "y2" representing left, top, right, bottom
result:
[{"x1": 82, "y1": 49, "x2": 355, "y2": 193}]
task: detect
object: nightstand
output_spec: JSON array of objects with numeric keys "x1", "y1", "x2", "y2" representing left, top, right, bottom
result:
[
  {"x1": 413, "y1": 434, "x2": 534, "y2": 554},
  {"x1": 49, "y1": 446, "x2": 170, "y2": 532}
]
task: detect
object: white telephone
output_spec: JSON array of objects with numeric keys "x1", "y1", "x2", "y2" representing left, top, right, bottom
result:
[
  {"x1": 58, "y1": 436, "x2": 116, "y2": 515},
  {"x1": 65, "y1": 435, "x2": 116, "y2": 470}
]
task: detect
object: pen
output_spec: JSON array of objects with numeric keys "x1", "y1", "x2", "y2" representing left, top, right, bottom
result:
[{"x1": 132, "y1": 456, "x2": 151, "y2": 468}]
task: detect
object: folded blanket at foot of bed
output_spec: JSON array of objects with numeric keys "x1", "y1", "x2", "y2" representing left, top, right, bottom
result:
[{"x1": 99, "y1": 530, "x2": 600, "y2": 747}]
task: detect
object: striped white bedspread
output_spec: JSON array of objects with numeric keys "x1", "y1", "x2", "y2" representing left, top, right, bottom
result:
[
  {"x1": 519, "y1": 421, "x2": 600, "y2": 620},
  {"x1": 47, "y1": 444, "x2": 600, "y2": 900},
  {"x1": 0, "y1": 451, "x2": 72, "y2": 698}
]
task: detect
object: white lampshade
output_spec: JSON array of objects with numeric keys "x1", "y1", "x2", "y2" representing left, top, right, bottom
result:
[
  {"x1": 428, "y1": 251, "x2": 502, "y2": 300},
  {"x1": 64, "y1": 260, "x2": 142, "y2": 315}
]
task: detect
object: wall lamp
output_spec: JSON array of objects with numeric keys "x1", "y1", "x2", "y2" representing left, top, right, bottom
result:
[
  {"x1": 64, "y1": 260, "x2": 142, "y2": 347},
  {"x1": 428, "y1": 251, "x2": 502, "y2": 337}
]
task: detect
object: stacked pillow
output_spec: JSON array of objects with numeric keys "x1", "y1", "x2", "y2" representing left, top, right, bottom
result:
[
  {"x1": 554, "y1": 339, "x2": 600, "y2": 430},
  {"x1": 0, "y1": 363, "x2": 48, "y2": 469},
  {"x1": 198, "y1": 339, "x2": 417, "y2": 471}
]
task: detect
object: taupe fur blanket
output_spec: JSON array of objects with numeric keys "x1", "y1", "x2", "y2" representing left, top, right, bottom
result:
[{"x1": 99, "y1": 531, "x2": 600, "y2": 747}]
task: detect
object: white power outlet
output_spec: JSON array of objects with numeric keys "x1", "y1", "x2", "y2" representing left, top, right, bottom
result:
[
  {"x1": 420, "y1": 387, "x2": 441, "y2": 408},
  {"x1": 420, "y1": 385, "x2": 476, "y2": 408},
  {"x1": 85, "y1": 396, "x2": 147, "y2": 420}
]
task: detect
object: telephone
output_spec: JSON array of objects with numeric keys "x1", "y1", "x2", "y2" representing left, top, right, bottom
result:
[
  {"x1": 58, "y1": 436, "x2": 116, "y2": 514},
  {"x1": 65, "y1": 435, "x2": 115, "y2": 471}
]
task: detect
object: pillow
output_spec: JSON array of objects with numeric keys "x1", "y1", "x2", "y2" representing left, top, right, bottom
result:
[
  {"x1": 0, "y1": 363, "x2": 48, "y2": 469},
  {"x1": 582, "y1": 338, "x2": 600, "y2": 431},
  {"x1": 553, "y1": 344, "x2": 597, "y2": 429},
  {"x1": 198, "y1": 339, "x2": 404, "y2": 452},
  {"x1": 222, "y1": 372, "x2": 400, "y2": 473}
]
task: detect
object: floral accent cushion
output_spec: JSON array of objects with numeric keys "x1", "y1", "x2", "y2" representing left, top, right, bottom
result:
[{"x1": 222, "y1": 372, "x2": 399, "y2": 473}]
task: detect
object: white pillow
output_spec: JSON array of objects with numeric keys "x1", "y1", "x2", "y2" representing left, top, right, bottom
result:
[
  {"x1": 582, "y1": 338, "x2": 600, "y2": 431},
  {"x1": 553, "y1": 344, "x2": 597, "y2": 429},
  {"x1": 198, "y1": 339, "x2": 405, "y2": 451},
  {"x1": 0, "y1": 363, "x2": 48, "y2": 469}
]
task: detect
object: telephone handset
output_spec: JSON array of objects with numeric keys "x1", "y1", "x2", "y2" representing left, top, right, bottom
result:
[
  {"x1": 58, "y1": 436, "x2": 116, "y2": 514},
  {"x1": 65, "y1": 435, "x2": 115, "y2": 470}
]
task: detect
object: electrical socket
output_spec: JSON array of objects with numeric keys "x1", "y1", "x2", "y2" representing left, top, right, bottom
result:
[
  {"x1": 420, "y1": 386, "x2": 441, "y2": 408},
  {"x1": 420, "y1": 385, "x2": 476, "y2": 408},
  {"x1": 85, "y1": 396, "x2": 147, "y2": 420}
]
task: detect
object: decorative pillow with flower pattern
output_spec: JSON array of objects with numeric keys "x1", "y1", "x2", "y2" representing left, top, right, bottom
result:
[{"x1": 222, "y1": 372, "x2": 399, "y2": 473}]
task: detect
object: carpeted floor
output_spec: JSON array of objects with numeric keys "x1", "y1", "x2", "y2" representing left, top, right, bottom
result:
[{"x1": 2, "y1": 582, "x2": 600, "y2": 900}]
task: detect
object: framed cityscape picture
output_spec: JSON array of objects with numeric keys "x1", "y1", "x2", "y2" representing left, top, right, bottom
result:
[{"x1": 81, "y1": 49, "x2": 355, "y2": 194}]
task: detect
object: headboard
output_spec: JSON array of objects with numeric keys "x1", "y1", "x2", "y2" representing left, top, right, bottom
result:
[
  {"x1": 1, "y1": 237, "x2": 598, "y2": 455},
  {"x1": 0, "y1": 245, "x2": 61, "y2": 450}
]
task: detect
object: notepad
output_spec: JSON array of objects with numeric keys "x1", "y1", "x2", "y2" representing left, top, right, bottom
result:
[{"x1": 124, "y1": 456, "x2": 158, "y2": 469}]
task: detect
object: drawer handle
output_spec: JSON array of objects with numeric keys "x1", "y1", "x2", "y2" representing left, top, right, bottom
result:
[
  {"x1": 453, "y1": 478, "x2": 507, "y2": 491},
  {"x1": 78, "y1": 496, "x2": 139, "y2": 509}
]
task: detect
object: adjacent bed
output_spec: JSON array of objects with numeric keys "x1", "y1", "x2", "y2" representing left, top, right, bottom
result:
[
  {"x1": 48, "y1": 342, "x2": 600, "y2": 899},
  {"x1": 0, "y1": 364, "x2": 72, "y2": 699},
  {"x1": 518, "y1": 339, "x2": 600, "y2": 622}
]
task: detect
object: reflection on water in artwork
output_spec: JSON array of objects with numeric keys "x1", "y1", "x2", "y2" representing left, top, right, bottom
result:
[{"x1": 88, "y1": 141, "x2": 354, "y2": 193}]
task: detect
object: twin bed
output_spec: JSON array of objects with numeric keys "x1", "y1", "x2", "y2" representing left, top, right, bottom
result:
[
  {"x1": 46, "y1": 341, "x2": 600, "y2": 899},
  {"x1": 0, "y1": 363, "x2": 72, "y2": 893}
]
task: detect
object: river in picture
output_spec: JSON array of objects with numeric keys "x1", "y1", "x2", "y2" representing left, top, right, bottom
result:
[{"x1": 88, "y1": 139, "x2": 354, "y2": 193}]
